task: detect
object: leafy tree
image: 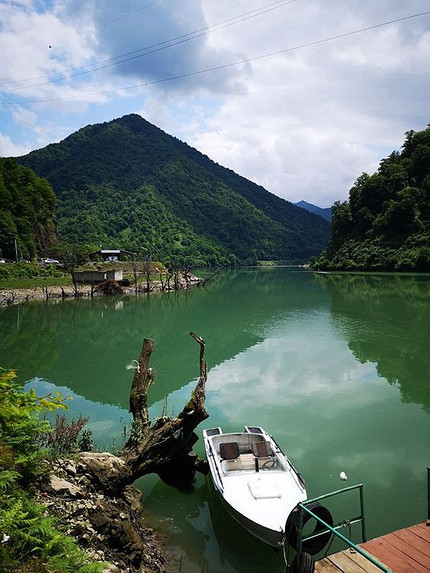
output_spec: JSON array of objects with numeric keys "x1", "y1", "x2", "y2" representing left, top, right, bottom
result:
[
  {"x1": 0, "y1": 159, "x2": 57, "y2": 260},
  {"x1": 313, "y1": 125, "x2": 430, "y2": 271},
  {"x1": 330, "y1": 201, "x2": 351, "y2": 249}
]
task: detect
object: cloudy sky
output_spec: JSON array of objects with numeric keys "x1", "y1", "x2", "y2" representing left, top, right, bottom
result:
[{"x1": 1, "y1": 0, "x2": 429, "y2": 207}]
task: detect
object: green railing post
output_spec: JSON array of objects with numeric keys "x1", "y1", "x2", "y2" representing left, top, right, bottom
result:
[{"x1": 360, "y1": 483, "x2": 367, "y2": 542}]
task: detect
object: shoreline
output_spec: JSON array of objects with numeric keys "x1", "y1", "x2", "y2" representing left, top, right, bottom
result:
[{"x1": 0, "y1": 273, "x2": 204, "y2": 306}]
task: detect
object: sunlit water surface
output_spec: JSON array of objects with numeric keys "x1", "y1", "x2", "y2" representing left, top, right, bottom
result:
[{"x1": 1, "y1": 268, "x2": 430, "y2": 572}]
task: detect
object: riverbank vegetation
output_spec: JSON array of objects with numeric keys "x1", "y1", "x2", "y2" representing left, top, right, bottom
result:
[
  {"x1": 0, "y1": 261, "x2": 64, "y2": 282},
  {"x1": 0, "y1": 159, "x2": 58, "y2": 262},
  {"x1": 0, "y1": 368, "x2": 107, "y2": 572},
  {"x1": 312, "y1": 126, "x2": 430, "y2": 271}
]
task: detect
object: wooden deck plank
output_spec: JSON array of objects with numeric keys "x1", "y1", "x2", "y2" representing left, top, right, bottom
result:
[
  {"x1": 361, "y1": 536, "x2": 429, "y2": 573},
  {"x1": 392, "y1": 528, "x2": 430, "y2": 558},
  {"x1": 315, "y1": 550, "x2": 384, "y2": 573},
  {"x1": 382, "y1": 533, "x2": 430, "y2": 568},
  {"x1": 314, "y1": 557, "x2": 343, "y2": 572},
  {"x1": 346, "y1": 549, "x2": 390, "y2": 573},
  {"x1": 330, "y1": 550, "x2": 382, "y2": 572},
  {"x1": 406, "y1": 523, "x2": 430, "y2": 542},
  {"x1": 316, "y1": 522, "x2": 430, "y2": 573},
  {"x1": 329, "y1": 552, "x2": 369, "y2": 573}
]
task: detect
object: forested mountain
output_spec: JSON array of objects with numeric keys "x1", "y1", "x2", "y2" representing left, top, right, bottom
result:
[
  {"x1": 312, "y1": 126, "x2": 430, "y2": 272},
  {"x1": 16, "y1": 114, "x2": 330, "y2": 266},
  {"x1": 295, "y1": 200, "x2": 332, "y2": 221},
  {"x1": 0, "y1": 159, "x2": 57, "y2": 261}
]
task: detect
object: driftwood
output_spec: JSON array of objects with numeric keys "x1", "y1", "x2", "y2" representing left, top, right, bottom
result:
[
  {"x1": 118, "y1": 333, "x2": 209, "y2": 490},
  {"x1": 75, "y1": 334, "x2": 209, "y2": 495}
]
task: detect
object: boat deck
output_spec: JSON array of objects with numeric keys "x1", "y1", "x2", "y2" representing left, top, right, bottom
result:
[{"x1": 315, "y1": 522, "x2": 430, "y2": 572}]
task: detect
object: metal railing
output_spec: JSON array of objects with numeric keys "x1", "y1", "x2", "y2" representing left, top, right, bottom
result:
[{"x1": 294, "y1": 484, "x2": 393, "y2": 573}]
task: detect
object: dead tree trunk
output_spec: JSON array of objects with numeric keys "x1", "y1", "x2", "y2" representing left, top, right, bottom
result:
[{"x1": 119, "y1": 333, "x2": 209, "y2": 490}]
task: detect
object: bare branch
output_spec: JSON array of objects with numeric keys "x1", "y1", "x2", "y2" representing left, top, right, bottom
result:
[
  {"x1": 128, "y1": 338, "x2": 154, "y2": 428},
  {"x1": 189, "y1": 331, "x2": 206, "y2": 381}
]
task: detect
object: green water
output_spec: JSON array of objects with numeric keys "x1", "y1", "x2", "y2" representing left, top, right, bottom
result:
[{"x1": 1, "y1": 267, "x2": 430, "y2": 572}]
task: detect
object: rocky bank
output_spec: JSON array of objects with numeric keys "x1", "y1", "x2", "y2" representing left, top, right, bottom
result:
[{"x1": 37, "y1": 453, "x2": 167, "y2": 573}]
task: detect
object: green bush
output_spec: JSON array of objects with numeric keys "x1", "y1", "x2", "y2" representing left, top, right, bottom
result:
[
  {"x1": 0, "y1": 369, "x2": 106, "y2": 572},
  {"x1": 0, "y1": 263, "x2": 64, "y2": 281}
]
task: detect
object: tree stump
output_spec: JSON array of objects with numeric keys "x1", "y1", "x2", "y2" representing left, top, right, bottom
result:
[{"x1": 119, "y1": 333, "x2": 209, "y2": 490}]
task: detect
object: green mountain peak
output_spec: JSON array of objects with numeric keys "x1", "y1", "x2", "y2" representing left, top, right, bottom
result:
[{"x1": 16, "y1": 113, "x2": 330, "y2": 266}]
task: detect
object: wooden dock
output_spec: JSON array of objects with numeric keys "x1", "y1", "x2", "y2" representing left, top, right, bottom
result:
[{"x1": 315, "y1": 522, "x2": 430, "y2": 572}]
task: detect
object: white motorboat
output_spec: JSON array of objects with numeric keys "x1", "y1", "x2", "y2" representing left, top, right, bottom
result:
[{"x1": 203, "y1": 425, "x2": 308, "y2": 548}]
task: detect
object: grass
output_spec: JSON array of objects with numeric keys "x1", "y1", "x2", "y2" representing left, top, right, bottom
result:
[{"x1": 0, "y1": 276, "x2": 72, "y2": 289}]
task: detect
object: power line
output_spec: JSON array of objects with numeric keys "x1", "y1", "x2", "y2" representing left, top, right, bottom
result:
[
  {"x1": 0, "y1": 0, "x2": 297, "y2": 92},
  {"x1": 0, "y1": 106, "x2": 59, "y2": 139},
  {"x1": 98, "y1": 0, "x2": 162, "y2": 29},
  {"x1": 22, "y1": 9, "x2": 430, "y2": 105},
  {"x1": 0, "y1": 0, "x2": 296, "y2": 139}
]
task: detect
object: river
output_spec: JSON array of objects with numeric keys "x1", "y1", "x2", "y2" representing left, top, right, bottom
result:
[{"x1": 1, "y1": 267, "x2": 430, "y2": 572}]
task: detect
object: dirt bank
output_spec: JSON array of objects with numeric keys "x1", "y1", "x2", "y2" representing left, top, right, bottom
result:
[{"x1": 0, "y1": 273, "x2": 203, "y2": 306}]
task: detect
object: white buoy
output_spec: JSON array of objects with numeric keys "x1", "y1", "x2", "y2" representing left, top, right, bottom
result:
[{"x1": 339, "y1": 471, "x2": 348, "y2": 481}]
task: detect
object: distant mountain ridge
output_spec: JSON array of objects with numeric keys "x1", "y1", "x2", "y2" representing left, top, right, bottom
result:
[
  {"x1": 16, "y1": 114, "x2": 330, "y2": 266},
  {"x1": 295, "y1": 200, "x2": 332, "y2": 221}
]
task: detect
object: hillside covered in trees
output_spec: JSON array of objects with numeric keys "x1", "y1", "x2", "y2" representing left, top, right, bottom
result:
[
  {"x1": 0, "y1": 159, "x2": 57, "y2": 261},
  {"x1": 312, "y1": 125, "x2": 430, "y2": 272},
  {"x1": 16, "y1": 114, "x2": 330, "y2": 267}
]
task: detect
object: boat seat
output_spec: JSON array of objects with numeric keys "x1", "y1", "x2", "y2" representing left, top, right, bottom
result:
[
  {"x1": 252, "y1": 441, "x2": 273, "y2": 458},
  {"x1": 220, "y1": 441, "x2": 240, "y2": 460}
]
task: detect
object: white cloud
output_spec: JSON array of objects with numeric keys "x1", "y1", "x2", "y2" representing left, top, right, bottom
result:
[
  {"x1": 203, "y1": 311, "x2": 382, "y2": 424},
  {"x1": 0, "y1": 132, "x2": 29, "y2": 156},
  {"x1": 1, "y1": 0, "x2": 430, "y2": 207}
]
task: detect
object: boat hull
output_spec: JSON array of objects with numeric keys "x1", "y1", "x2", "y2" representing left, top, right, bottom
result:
[
  {"x1": 203, "y1": 426, "x2": 307, "y2": 548},
  {"x1": 219, "y1": 488, "x2": 284, "y2": 546}
]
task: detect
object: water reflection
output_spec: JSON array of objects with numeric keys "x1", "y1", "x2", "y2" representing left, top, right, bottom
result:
[
  {"x1": 142, "y1": 479, "x2": 211, "y2": 572},
  {"x1": 0, "y1": 302, "x2": 61, "y2": 382},
  {"x1": 2, "y1": 268, "x2": 430, "y2": 572},
  {"x1": 142, "y1": 475, "x2": 285, "y2": 573},
  {"x1": 314, "y1": 272, "x2": 430, "y2": 412},
  {"x1": 24, "y1": 378, "x2": 131, "y2": 452},
  {"x1": 1, "y1": 268, "x2": 327, "y2": 409}
]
